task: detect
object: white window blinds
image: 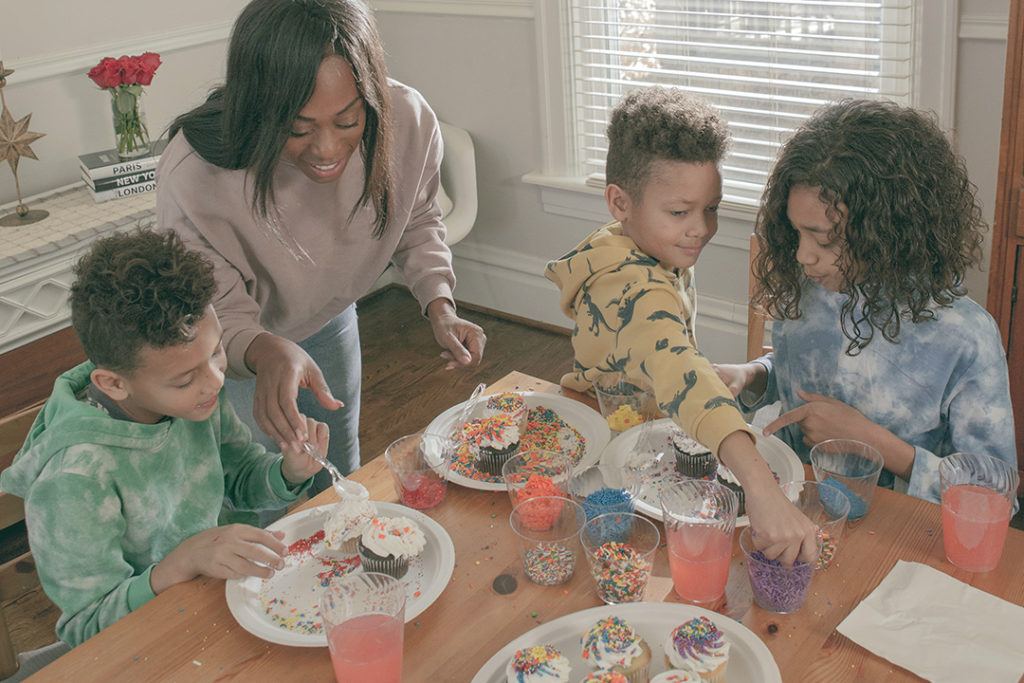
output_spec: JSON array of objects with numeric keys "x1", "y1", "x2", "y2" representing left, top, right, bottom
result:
[{"x1": 569, "y1": 1, "x2": 915, "y2": 204}]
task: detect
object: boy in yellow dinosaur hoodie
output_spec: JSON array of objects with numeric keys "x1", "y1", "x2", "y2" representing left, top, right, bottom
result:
[{"x1": 545, "y1": 88, "x2": 816, "y2": 565}]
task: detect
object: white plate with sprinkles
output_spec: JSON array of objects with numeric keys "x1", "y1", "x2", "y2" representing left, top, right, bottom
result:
[
  {"x1": 224, "y1": 502, "x2": 455, "y2": 647},
  {"x1": 424, "y1": 391, "x2": 611, "y2": 492},
  {"x1": 473, "y1": 602, "x2": 781, "y2": 682},
  {"x1": 600, "y1": 418, "x2": 804, "y2": 527}
]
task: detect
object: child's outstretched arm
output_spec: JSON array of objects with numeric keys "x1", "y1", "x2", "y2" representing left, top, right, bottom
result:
[{"x1": 150, "y1": 524, "x2": 287, "y2": 592}]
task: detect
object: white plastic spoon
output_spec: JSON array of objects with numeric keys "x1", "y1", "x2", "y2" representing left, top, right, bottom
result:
[{"x1": 302, "y1": 442, "x2": 370, "y2": 500}]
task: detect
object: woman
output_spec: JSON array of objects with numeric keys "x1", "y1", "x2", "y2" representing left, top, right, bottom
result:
[{"x1": 158, "y1": 0, "x2": 485, "y2": 496}]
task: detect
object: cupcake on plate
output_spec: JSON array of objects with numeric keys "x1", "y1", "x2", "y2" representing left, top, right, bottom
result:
[
  {"x1": 475, "y1": 414, "x2": 522, "y2": 476},
  {"x1": 485, "y1": 391, "x2": 530, "y2": 432},
  {"x1": 649, "y1": 671, "x2": 699, "y2": 683},
  {"x1": 663, "y1": 616, "x2": 730, "y2": 683},
  {"x1": 505, "y1": 645, "x2": 572, "y2": 682},
  {"x1": 670, "y1": 430, "x2": 715, "y2": 479},
  {"x1": 580, "y1": 616, "x2": 651, "y2": 683},
  {"x1": 357, "y1": 516, "x2": 426, "y2": 579},
  {"x1": 580, "y1": 672, "x2": 629, "y2": 682},
  {"x1": 322, "y1": 497, "x2": 376, "y2": 556},
  {"x1": 714, "y1": 465, "x2": 745, "y2": 516}
]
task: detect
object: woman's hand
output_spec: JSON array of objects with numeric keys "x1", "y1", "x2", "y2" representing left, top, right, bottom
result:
[
  {"x1": 244, "y1": 333, "x2": 344, "y2": 451},
  {"x1": 427, "y1": 298, "x2": 486, "y2": 370},
  {"x1": 713, "y1": 362, "x2": 766, "y2": 398},
  {"x1": 150, "y1": 525, "x2": 287, "y2": 593},
  {"x1": 281, "y1": 417, "x2": 330, "y2": 485}
]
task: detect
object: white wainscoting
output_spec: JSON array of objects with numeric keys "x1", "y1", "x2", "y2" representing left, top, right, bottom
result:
[{"x1": 959, "y1": 14, "x2": 1011, "y2": 41}]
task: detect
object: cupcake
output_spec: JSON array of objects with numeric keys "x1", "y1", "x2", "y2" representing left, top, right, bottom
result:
[
  {"x1": 505, "y1": 645, "x2": 572, "y2": 682},
  {"x1": 663, "y1": 616, "x2": 730, "y2": 683},
  {"x1": 580, "y1": 616, "x2": 651, "y2": 683},
  {"x1": 715, "y1": 464, "x2": 745, "y2": 516},
  {"x1": 649, "y1": 671, "x2": 699, "y2": 683},
  {"x1": 486, "y1": 391, "x2": 530, "y2": 432},
  {"x1": 580, "y1": 672, "x2": 629, "y2": 683},
  {"x1": 357, "y1": 516, "x2": 426, "y2": 579},
  {"x1": 322, "y1": 497, "x2": 376, "y2": 556},
  {"x1": 671, "y1": 430, "x2": 715, "y2": 478},
  {"x1": 475, "y1": 414, "x2": 522, "y2": 476}
]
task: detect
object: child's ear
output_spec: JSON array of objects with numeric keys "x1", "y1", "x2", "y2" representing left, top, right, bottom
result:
[
  {"x1": 605, "y1": 183, "x2": 632, "y2": 222},
  {"x1": 90, "y1": 367, "x2": 130, "y2": 401}
]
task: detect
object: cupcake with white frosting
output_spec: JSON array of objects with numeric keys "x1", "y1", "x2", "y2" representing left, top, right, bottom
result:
[
  {"x1": 580, "y1": 616, "x2": 651, "y2": 683},
  {"x1": 357, "y1": 516, "x2": 426, "y2": 579},
  {"x1": 649, "y1": 671, "x2": 699, "y2": 683},
  {"x1": 322, "y1": 497, "x2": 376, "y2": 556},
  {"x1": 663, "y1": 616, "x2": 730, "y2": 683},
  {"x1": 485, "y1": 391, "x2": 530, "y2": 432},
  {"x1": 505, "y1": 644, "x2": 572, "y2": 682}
]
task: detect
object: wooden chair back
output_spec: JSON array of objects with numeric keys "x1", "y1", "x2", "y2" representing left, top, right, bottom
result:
[{"x1": 747, "y1": 233, "x2": 773, "y2": 361}]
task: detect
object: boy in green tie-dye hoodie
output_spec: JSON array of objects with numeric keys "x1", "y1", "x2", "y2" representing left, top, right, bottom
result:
[
  {"x1": 545, "y1": 88, "x2": 817, "y2": 565},
  {"x1": 0, "y1": 230, "x2": 328, "y2": 646}
]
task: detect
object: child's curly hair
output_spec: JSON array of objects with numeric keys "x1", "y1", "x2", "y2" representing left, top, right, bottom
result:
[
  {"x1": 753, "y1": 99, "x2": 986, "y2": 354},
  {"x1": 606, "y1": 86, "x2": 730, "y2": 200},
  {"x1": 70, "y1": 229, "x2": 217, "y2": 372}
]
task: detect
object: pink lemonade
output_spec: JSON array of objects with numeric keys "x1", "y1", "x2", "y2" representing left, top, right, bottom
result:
[
  {"x1": 666, "y1": 524, "x2": 732, "y2": 604},
  {"x1": 941, "y1": 484, "x2": 1012, "y2": 572},
  {"x1": 328, "y1": 614, "x2": 403, "y2": 683}
]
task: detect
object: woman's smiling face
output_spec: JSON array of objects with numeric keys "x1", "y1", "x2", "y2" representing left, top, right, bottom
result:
[{"x1": 281, "y1": 55, "x2": 366, "y2": 184}]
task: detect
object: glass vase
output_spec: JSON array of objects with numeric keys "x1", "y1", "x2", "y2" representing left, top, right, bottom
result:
[{"x1": 110, "y1": 86, "x2": 151, "y2": 160}]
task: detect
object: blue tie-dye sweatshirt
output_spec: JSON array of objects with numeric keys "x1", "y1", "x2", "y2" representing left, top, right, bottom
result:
[
  {"x1": 0, "y1": 361, "x2": 310, "y2": 647},
  {"x1": 742, "y1": 283, "x2": 1017, "y2": 503}
]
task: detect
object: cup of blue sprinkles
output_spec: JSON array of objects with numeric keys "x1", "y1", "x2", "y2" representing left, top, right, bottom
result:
[{"x1": 569, "y1": 465, "x2": 639, "y2": 523}]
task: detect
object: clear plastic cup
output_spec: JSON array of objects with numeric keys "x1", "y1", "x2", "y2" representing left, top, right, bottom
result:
[
  {"x1": 593, "y1": 373, "x2": 660, "y2": 434},
  {"x1": 502, "y1": 450, "x2": 573, "y2": 508},
  {"x1": 739, "y1": 528, "x2": 815, "y2": 614},
  {"x1": 321, "y1": 572, "x2": 406, "y2": 683},
  {"x1": 660, "y1": 479, "x2": 738, "y2": 605},
  {"x1": 509, "y1": 497, "x2": 586, "y2": 585},
  {"x1": 939, "y1": 452, "x2": 1019, "y2": 572},
  {"x1": 809, "y1": 439, "x2": 884, "y2": 521},
  {"x1": 781, "y1": 480, "x2": 850, "y2": 569},
  {"x1": 580, "y1": 512, "x2": 659, "y2": 604},
  {"x1": 568, "y1": 465, "x2": 640, "y2": 521},
  {"x1": 384, "y1": 433, "x2": 452, "y2": 510}
]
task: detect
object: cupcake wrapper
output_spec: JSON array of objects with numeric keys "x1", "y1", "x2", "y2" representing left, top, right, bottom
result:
[
  {"x1": 476, "y1": 441, "x2": 520, "y2": 476},
  {"x1": 614, "y1": 640, "x2": 651, "y2": 683},
  {"x1": 676, "y1": 452, "x2": 716, "y2": 479},
  {"x1": 357, "y1": 543, "x2": 410, "y2": 579},
  {"x1": 323, "y1": 535, "x2": 360, "y2": 559},
  {"x1": 716, "y1": 475, "x2": 746, "y2": 516}
]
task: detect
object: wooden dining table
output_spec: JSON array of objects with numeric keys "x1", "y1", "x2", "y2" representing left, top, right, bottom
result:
[{"x1": 30, "y1": 371, "x2": 1024, "y2": 682}]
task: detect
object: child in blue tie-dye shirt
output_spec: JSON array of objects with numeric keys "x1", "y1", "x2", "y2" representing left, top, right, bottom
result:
[{"x1": 716, "y1": 99, "x2": 1016, "y2": 503}]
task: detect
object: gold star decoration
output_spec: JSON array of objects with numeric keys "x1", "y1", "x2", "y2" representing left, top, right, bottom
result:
[{"x1": 0, "y1": 103, "x2": 45, "y2": 174}]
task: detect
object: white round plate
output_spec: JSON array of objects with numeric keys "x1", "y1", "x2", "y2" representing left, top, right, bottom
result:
[
  {"x1": 600, "y1": 418, "x2": 803, "y2": 526},
  {"x1": 472, "y1": 602, "x2": 781, "y2": 682},
  {"x1": 224, "y1": 502, "x2": 454, "y2": 647},
  {"x1": 424, "y1": 391, "x2": 611, "y2": 491}
]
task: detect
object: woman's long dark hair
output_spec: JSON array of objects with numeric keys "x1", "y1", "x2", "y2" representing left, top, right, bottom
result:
[
  {"x1": 169, "y1": 0, "x2": 392, "y2": 237},
  {"x1": 753, "y1": 99, "x2": 986, "y2": 354}
]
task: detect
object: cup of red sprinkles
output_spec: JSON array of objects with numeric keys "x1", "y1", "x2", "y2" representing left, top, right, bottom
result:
[
  {"x1": 384, "y1": 433, "x2": 453, "y2": 510},
  {"x1": 580, "y1": 513, "x2": 659, "y2": 604}
]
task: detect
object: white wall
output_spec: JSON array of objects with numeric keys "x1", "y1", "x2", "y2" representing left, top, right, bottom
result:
[{"x1": 0, "y1": 0, "x2": 1013, "y2": 364}]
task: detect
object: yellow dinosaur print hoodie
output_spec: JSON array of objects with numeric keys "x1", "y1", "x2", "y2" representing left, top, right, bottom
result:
[{"x1": 545, "y1": 222, "x2": 753, "y2": 454}]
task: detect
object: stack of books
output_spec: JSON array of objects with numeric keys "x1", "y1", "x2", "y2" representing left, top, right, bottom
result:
[{"x1": 78, "y1": 139, "x2": 167, "y2": 203}]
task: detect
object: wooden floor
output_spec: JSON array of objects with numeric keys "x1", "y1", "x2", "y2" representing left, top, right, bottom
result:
[{"x1": 0, "y1": 285, "x2": 575, "y2": 660}]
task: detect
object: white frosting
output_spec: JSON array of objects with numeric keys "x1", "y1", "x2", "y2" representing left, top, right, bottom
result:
[
  {"x1": 650, "y1": 670, "x2": 700, "y2": 683},
  {"x1": 323, "y1": 498, "x2": 376, "y2": 549},
  {"x1": 662, "y1": 626, "x2": 730, "y2": 673},
  {"x1": 715, "y1": 463, "x2": 741, "y2": 487},
  {"x1": 480, "y1": 419, "x2": 521, "y2": 450},
  {"x1": 503, "y1": 645, "x2": 572, "y2": 682},
  {"x1": 671, "y1": 430, "x2": 710, "y2": 456},
  {"x1": 360, "y1": 516, "x2": 426, "y2": 559},
  {"x1": 580, "y1": 617, "x2": 645, "y2": 670},
  {"x1": 485, "y1": 392, "x2": 529, "y2": 424}
]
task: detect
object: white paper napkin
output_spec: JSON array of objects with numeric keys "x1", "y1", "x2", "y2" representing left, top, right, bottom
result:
[{"x1": 837, "y1": 560, "x2": 1024, "y2": 682}]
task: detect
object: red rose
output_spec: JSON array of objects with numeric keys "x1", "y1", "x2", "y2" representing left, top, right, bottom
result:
[
  {"x1": 137, "y1": 52, "x2": 162, "y2": 85},
  {"x1": 119, "y1": 55, "x2": 144, "y2": 86},
  {"x1": 87, "y1": 57, "x2": 123, "y2": 89}
]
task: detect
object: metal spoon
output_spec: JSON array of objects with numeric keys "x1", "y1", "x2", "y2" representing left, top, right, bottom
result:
[
  {"x1": 301, "y1": 442, "x2": 369, "y2": 500},
  {"x1": 451, "y1": 383, "x2": 487, "y2": 439}
]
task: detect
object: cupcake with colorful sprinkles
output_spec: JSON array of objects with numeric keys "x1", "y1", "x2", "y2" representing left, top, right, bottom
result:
[
  {"x1": 486, "y1": 391, "x2": 530, "y2": 432},
  {"x1": 663, "y1": 616, "x2": 730, "y2": 682},
  {"x1": 671, "y1": 430, "x2": 715, "y2": 479},
  {"x1": 505, "y1": 645, "x2": 572, "y2": 682},
  {"x1": 580, "y1": 672, "x2": 629, "y2": 683},
  {"x1": 322, "y1": 496, "x2": 376, "y2": 556},
  {"x1": 474, "y1": 414, "x2": 522, "y2": 476},
  {"x1": 580, "y1": 616, "x2": 651, "y2": 683},
  {"x1": 356, "y1": 516, "x2": 426, "y2": 579},
  {"x1": 649, "y1": 671, "x2": 700, "y2": 683}
]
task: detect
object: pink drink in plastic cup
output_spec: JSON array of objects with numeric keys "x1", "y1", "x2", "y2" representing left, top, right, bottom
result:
[
  {"x1": 941, "y1": 484, "x2": 1012, "y2": 572},
  {"x1": 666, "y1": 524, "x2": 732, "y2": 604},
  {"x1": 328, "y1": 614, "x2": 403, "y2": 682}
]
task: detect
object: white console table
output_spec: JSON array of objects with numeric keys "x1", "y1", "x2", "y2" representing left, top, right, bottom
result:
[{"x1": 0, "y1": 185, "x2": 156, "y2": 355}]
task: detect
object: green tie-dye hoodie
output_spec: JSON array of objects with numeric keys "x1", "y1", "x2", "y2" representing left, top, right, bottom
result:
[
  {"x1": 0, "y1": 361, "x2": 309, "y2": 647},
  {"x1": 545, "y1": 222, "x2": 752, "y2": 453}
]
